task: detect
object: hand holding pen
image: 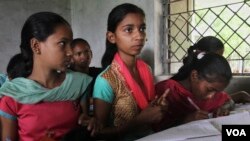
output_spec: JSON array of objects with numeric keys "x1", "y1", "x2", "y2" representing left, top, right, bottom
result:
[{"x1": 183, "y1": 97, "x2": 213, "y2": 123}]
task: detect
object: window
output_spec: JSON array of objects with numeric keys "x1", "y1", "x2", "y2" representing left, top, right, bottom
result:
[{"x1": 163, "y1": 0, "x2": 250, "y2": 75}]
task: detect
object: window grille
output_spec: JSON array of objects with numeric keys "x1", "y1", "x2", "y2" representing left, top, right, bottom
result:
[{"x1": 163, "y1": 0, "x2": 250, "y2": 75}]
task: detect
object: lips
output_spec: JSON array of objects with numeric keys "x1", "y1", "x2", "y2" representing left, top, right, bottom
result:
[{"x1": 132, "y1": 44, "x2": 144, "y2": 50}]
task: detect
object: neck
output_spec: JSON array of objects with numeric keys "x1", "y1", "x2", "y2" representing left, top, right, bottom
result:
[
  {"x1": 118, "y1": 53, "x2": 136, "y2": 70},
  {"x1": 29, "y1": 62, "x2": 65, "y2": 89}
]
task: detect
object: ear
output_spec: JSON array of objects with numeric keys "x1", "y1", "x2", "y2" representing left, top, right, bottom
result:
[
  {"x1": 190, "y1": 70, "x2": 199, "y2": 82},
  {"x1": 106, "y1": 31, "x2": 116, "y2": 44},
  {"x1": 30, "y1": 38, "x2": 41, "y2": 54}
]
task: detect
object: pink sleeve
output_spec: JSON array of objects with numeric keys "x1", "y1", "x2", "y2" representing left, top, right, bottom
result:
[{"x1": 0, "y1": 96, "x2": 17, "y2": 120}]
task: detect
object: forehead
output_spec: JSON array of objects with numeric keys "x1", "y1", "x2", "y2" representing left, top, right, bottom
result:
[
  {"x1": 73, "y1": 42, "x2": 90, "y2": 50},
  {"x1": 48, "y1": 24, "x2": 73, "y2": 40},
  {"x1": 118, "y1": 13, "x2": 145, "y2": 26}
]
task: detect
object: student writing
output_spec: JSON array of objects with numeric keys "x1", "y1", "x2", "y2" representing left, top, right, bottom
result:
[{"x1": 155, "y1": 52, "x2": 233, "y2": 131}]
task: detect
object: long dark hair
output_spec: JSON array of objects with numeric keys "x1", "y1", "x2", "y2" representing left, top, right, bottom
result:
[
  {"x1": 184, "y1": 36, "x2": 224, "y2": 64},
  {"x1": 193, "y1": 36, "x2": 224, "y2": 53},
  {"x1": 15, "y1": 12, "x2": 70, "y2": 78},
  {"x1": 101, "y1": 3, "x2": 145, "y2": 68},
  {"x1": 7, "y1": 53, "x2": 26, "y2": 79},
  {"x1": 71, "y1": 38, "x2": 90, "y2": 49},
  {"x1": 172, "y1": 52, "x2": 232, "y2": 84}
]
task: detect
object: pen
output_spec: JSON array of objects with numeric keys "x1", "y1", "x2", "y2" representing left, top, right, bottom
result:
[
  {"x1": 187, "y1": 97, "x2": 213, "y2": 118},
  {"x1": 187, "y1": 97, "x2": 200, "y2": 110}
]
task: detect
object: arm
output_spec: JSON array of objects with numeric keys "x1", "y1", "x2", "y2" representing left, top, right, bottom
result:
[
  {"x1": 230, "y1": 91, "x2": 250, "y2": 103},
  {"x1": 94, "y1": 97, "x2": 168, "y2": 140},
  {"x1": 93, "y1": 75, "x2": 168, "y2": 139},
  {"x1": 1, "y1": 116, "x2": 18, "y2": 141}
]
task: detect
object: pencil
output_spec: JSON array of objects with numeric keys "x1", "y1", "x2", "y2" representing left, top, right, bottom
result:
[
  {"x1": 187, "y1": 97, "x2": 213, "y2": 118},
  {"x1": 187, "y1": 97, "x2": 200, "y2": 110}
]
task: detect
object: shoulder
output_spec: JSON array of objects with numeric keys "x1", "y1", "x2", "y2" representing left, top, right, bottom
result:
[
  {"x1": 0, "y1": 96, "x2": 19, "y2": 120},
  {"x1": 94, "y1": 67, "x2": 113, "y2": 88},
  {"x1": 93, "y1": 67, "x2": 114, "y2": 103},
  {"x1": 67, "y1": 69, "x2": 92, "y2": 81},
  {"x1": 155, "y1": 79, "x2": 182, "y2": 95},
  {"x1": 1, "y1": 96, "x2": 17, "y2": 104},
  {"x1": 156, "y1": 79, "x2": 177, "y2": 88}
]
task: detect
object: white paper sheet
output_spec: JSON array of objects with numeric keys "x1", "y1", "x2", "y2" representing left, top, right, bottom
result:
[{"x1": 137, "y1": 111, "x2": 250, "y2": 141}]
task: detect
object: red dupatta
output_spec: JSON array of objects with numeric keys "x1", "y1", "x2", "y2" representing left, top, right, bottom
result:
[{"x1": 114, "y1": 53, "x2": 155, "y2": 110}]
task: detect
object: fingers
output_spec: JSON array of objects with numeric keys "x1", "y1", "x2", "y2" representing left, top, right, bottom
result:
[
  {"x1": 88, "y1": 119, "x2": 96, "y2": 136},
  {"x1": 154, "y1": 89, "x2": 170, "y2": 106},
  {"x1": 159, "y1": 89, "x2": 170, "y2": 105},
  {"x1": 87, "y1": 117, "x2": 103, "y2": 137},
  {"x1": 78, "y1": 114, "x2": 90, "y2": 126},
  {"x1": 214, "y1": 108, "x2": 230, "y2": 117}
]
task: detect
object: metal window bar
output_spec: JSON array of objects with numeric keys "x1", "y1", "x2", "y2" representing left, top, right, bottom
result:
[{"x1": 165, "y1": 0, "x2": 250, "y2": 75}]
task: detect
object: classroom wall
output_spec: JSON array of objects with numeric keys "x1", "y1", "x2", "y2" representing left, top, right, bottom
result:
[{"x1": 0, "y1": 0, "x2": 71, "y2": 73}]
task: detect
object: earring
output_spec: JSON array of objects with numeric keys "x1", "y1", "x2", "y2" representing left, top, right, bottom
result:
[{"x1": 35, "y1": 50, "x2": 40, "y2": 54}]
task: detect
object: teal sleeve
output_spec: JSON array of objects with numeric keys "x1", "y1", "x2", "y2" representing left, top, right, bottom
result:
[
  {"x1": 0, "y1": 110, "x2": 17, "y2": 120},
  {"x1": 93, "y1": 75, "x2": 114, "y2": 103}
]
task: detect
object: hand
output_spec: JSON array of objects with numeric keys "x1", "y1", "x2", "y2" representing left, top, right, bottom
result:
[
  {"x1": 213, "y1": 107, "x2": 230, "y2": 117},
  {"x1": 78, "y1": 113, "x2": 91, "y2": 126},
  {"x1": 87, "y1": 117, "x2": 103, "y2": 137},
  {"x1": 136, "y1": 96, "x2": 169, "y2": 125},
  {"x1": 136, "y1": 106, "x2": 164, "y2": 124},
  {"x1": 78, "y1": 114, "x2": 102, "y2": 137},
  {"x1": 153, "y1": 89, "x2": 170, "y2": 107},
  {"x1": 183, "y1": 110, "x2": 209, "y2": 123}
]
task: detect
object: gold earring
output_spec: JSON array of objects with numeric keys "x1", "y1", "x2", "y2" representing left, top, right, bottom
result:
[{"x1": 35, "y1": 50, "x2": 40, "y2": 54}]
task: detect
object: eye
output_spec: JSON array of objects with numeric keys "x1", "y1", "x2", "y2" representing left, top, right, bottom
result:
[
  {"x1": 124, "y1": 27, "x2": 133, "y2": 33},
  {"x1": 59, "y1": 41, "x2": 66, "y2": 47},
  {"x1": 140, "y1": 26, "x2": 146, "y2": 32}
]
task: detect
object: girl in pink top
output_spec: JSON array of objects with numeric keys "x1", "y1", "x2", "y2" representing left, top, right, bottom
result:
[{"x1": 0, "y1": 12, "x2": 97, "y2": 141}]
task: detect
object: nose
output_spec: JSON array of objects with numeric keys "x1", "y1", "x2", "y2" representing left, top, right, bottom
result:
[{"x1": 66, "y1": 46, "x2": 73, "y2": 57}]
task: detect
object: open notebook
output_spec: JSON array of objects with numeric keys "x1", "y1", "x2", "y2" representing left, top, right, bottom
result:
[{"x1": 136, "y1": 111, "x2": 250, "y2": 141}]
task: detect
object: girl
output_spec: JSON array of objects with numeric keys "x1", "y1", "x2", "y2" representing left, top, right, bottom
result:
[
  {"x1": 70, "y1": 38, "x2": 102, "y2": 78},
  {"x1": 187, "y1": 36, "x2": 250, "y2": 103},
  {"x1": 0, "y1": 12, "x2": 95, "y2": 141},
  {"x1": 155, "y1": 52, "x2": 233, "y2": 131},
  {"x1": 70, "y1": 38, "x2": 103, "y2": 116},
  {"x1": 93, "y1": 3, "x2": 168, "y2": 141}
]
